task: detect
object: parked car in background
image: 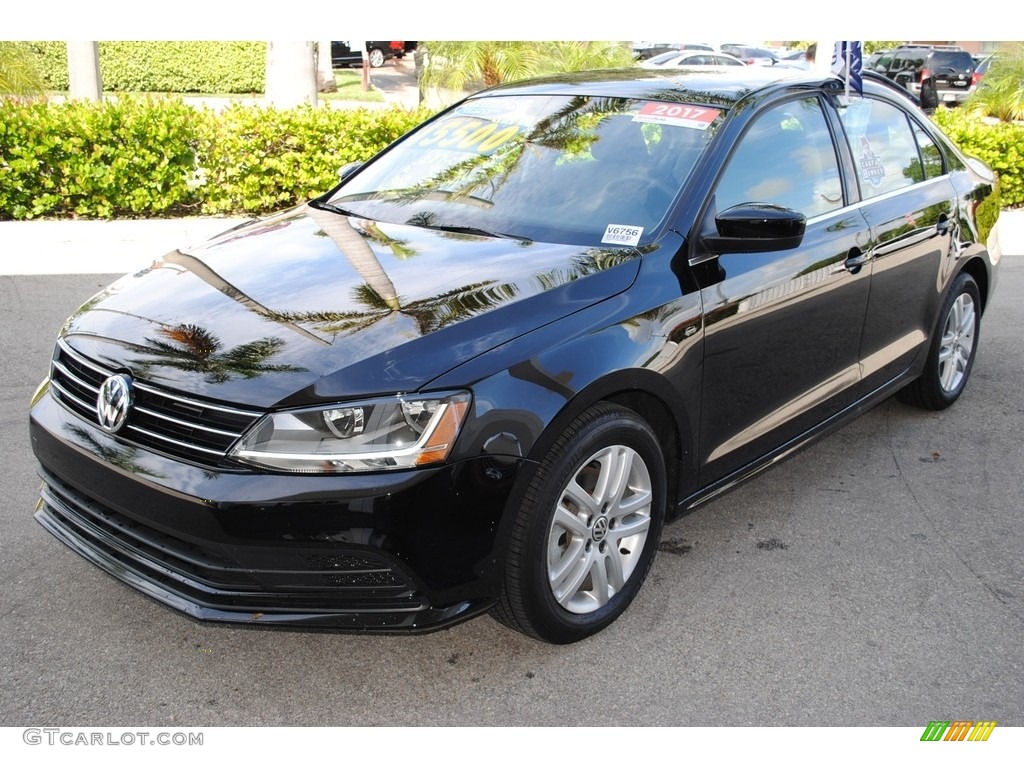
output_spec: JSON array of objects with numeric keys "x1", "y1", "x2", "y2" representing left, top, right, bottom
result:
[
  {"x1": 639, "y1": 50, "x2": 746, "y2": 68},
  {"x1": 331, "y1": 41, "x2": 411, "y2": 68},
  {"x1": 632, "y1": 42, "x2": 715, "y2": 60},
  {"x1": 775, "y1": 49, "x2": 812, "y2": 69},
  {"x1": 866, "y1": 49, "x2": 894, "y2": 74},
  {"x1": 883, "y1": 45, "x2": 976, "y2": 105},
  {"x1": 970, "y1": 53, "x2": 998, "y2": 95},
  {"x1": 720, "y1": 45, "x2": 779, "y2": 66},
  {"x1": 30, "y1": 66, "x2": 1001, "y2": 644}
]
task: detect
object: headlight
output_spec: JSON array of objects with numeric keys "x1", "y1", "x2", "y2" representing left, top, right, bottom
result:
[{"x1": 229, "y1": 391, "x2": 471, "y2": 473}]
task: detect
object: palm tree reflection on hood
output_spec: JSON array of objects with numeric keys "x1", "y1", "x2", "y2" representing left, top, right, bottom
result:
[
  {"x1": 273, "y1": 279, "x2": 516, "y2": 340},
  {"x1": 130, "y1": 323, "x2": 306, "y2": 384}
]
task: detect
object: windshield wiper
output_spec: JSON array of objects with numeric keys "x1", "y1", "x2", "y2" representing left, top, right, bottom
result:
[
  {"x1": 424, "y1": 224, "x2": 533, "y2": 243},
  {"x1": 308, "y1": 199, "x2": 365, "y2": 218}
]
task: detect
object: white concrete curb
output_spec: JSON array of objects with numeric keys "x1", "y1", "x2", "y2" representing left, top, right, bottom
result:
[{"x1": 1, "y1": 211, "x2": 1020, "y2": 277}]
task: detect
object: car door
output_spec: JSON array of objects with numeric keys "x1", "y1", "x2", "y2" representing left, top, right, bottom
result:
[
  {"x1": 692, "y1": 96, "x2": 873, "y2": 485},
  {"x1": 330, "y1": 41, "x2": 355, "y2": 67},
  {"x1": 835, "y1": 96, "x2": 959, "y2": 395}
]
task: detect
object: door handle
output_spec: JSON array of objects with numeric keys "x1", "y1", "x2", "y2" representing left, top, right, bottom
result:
[{"x1": 844, "y1": 251, "x2": 869, "y2": 273}]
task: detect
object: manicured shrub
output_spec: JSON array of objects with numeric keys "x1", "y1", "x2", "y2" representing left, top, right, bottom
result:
[
  {"x1": 195, "y1": 104, "x2": 431, "y2": 214},
  {"x1": 0, "y1": 97, "x2": 433, "y2": 219},
  {"x1": 0, "y1": 97, "x2": 204, "y2": 218},
  {"x1": 22, "y1": 41, "x2": 265, "y2": 94},
  {"x1": 932, "y1": 108, "x2": 1024, "y2": 207}
]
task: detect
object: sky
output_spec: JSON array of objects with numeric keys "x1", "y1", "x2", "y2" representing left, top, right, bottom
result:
[{"x1": 3, "y1": 1, "x2": 1009, "y2": 43}]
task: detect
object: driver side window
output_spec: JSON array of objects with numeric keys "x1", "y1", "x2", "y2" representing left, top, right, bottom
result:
[{"x1": 715, "y1": 98, "x2": 843, "y2": 218}]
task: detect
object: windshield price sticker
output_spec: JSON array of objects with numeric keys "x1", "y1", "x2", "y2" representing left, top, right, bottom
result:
[
  {"x1": 415, "y1": 116, "x2": 522, "y2": 154},
  {"x1": 602, "y1": 224, "x2": 644, "y2": 246},
  {"x1": 634, "y1": 103, "x2": 721, "y2": 130}
]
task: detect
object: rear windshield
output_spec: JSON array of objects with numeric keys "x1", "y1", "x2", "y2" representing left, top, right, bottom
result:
[{"x1": 928, "y1": 51, "x2": 974, "y2": 72}]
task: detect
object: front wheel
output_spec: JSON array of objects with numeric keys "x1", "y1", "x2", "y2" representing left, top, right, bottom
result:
[
  {"x1": 898, "y1": 271, "x2": 981, "y2": 410},
  {"x1": 492, "y1": 403, "x2": 666, "y2": 643}
]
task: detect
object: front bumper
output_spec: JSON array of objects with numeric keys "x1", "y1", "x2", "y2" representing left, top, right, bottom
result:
[{"x1": 30, "y1": 387, "x2": 524, "y2": 633}]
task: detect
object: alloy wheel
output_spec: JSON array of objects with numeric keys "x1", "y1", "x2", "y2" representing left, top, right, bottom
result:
[{"x1": 546, "y1": 444, "x2": 653, "y2": 614}]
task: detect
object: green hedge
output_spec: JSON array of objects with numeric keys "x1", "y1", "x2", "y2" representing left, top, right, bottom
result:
[
  {"x1": 0, "y1": 98, "x2": 202, "y2": 218},
  {"x1": 198, "y1": 104, "x2": 433, "y2": 214},
  {"x1": 24, "y1": 41, "x2": 266, "y2": 94},
  {"x1": 1, "y1": 96, "x2": 1019, "y2": 221},
  {"x1": 932, "y1": 108, "x2": 1024, "y2": 208},
  {"x1": 0, "y1": 97, "x2": 433, "y2": 219}
]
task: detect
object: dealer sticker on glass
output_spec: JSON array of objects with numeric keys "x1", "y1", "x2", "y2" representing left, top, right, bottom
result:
[
  {"x1": 602, "y1": 224, "x2": 644, "y2": 246},
  {"x1": 633, "y1": 103, "x2": 720, "y2": 130}
]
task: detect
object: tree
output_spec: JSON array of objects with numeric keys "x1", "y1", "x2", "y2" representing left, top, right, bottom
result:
[
  {"x1": 965, "y1": 42, "x2": 1024, "y2": 122},
  {"x1": 265, "y1": 40, "x2": 317, "y2": 108},
  {"x1": 420, "y1": 41, "x2": 634, "y2": 105},
  {"x1": 67, "y1": 41, "x2": 102, "y2": 101},
  {"x1": 0, "y1": 41, "x2": 47, "y2": 100}
]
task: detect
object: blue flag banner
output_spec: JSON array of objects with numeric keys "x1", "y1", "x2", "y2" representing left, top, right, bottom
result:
[{"x1": 830, "y1": 41, "x2": 863, "y2": 95}]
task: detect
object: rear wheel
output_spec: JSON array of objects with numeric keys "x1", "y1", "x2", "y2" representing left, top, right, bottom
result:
[
  {"x1": 492, "y1": 403, "x2": 666, "y2": 643},
  {"x1": 368, "y1": 48, "x2": 386, "y2": 68},
  {"x1": 898, "y1": 271, "x2": 980, "y2": 410}
]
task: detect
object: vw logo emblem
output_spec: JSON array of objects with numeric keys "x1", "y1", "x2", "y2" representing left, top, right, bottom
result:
[
  {"x1": 96, "y1": 374, "x2": 133, "y2": 433},
  {"x1": 592, "y1": 516, "x2": 609, "y2": 543}
]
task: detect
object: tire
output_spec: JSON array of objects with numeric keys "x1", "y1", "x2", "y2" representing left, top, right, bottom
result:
[
  {"x1": 368, "y1": 48, "x2": 386, "y2": 68},
  {"x1": 492, "y1": 403, "x2": 666, "y2": 643},
  {"x1": 898, "y1": 271, "x2": 980, "y2": 410}
]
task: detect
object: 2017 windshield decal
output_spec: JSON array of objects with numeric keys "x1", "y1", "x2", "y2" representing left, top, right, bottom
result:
[{"x1": 633, "y1": 103, "x2": 721, "y2": 130}]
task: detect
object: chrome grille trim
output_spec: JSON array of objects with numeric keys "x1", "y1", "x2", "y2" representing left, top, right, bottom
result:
[
  {"x1": 52, "y1": 358, "x2": 100, "y2": 395},
  {"x1": 50, "y1": 337, "x2": 263, "y2": 464},
  {"x1": 132, "y1": 380, "x2": 261, "y2": 419},
  {"x1": 131, "y1": 405, "x2": 241, "y2": 437},
  {"x1": 49, "y1": 378, "x2": 97, "y2": 414},
  {"x1": 123, "y1": 424, "x2": 227, "y2": 456}
]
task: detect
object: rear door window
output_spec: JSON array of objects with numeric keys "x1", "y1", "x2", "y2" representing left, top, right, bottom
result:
[{"x1": 838, "y1": 99, "x2": 924, "y2": 198}]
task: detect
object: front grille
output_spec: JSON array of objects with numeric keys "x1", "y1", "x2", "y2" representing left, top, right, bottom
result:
[{"x1": 49, "y1": 338, "x2": 262, "y2": 465}]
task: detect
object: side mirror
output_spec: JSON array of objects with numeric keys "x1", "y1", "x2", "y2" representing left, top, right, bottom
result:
[
  {"x1": 337, "y1": 162, "x2": 364, "y2": 183},
  {"x1": 702, "y1": 204, "x2": 806, "y2": 254}
]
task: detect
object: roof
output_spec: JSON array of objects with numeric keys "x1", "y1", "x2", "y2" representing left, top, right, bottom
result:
[
  {"x1": 471, "y1": 67, "x2": 837, "y2": 109},
  {"x1": 471, "y1": 67, "x2": 919, "y2": 112}
]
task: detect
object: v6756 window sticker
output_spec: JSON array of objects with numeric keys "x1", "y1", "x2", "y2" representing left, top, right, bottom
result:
[{"x1": 602, "y1": 224, "x2": 644, "y2": 246}]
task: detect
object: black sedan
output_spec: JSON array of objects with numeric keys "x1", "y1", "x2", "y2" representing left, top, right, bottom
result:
[
  {"x1": 330, "y1": 40, "x2": 410, "y2": 69},
  {"x1": 29, "y1": 68, "x2": 1002, "y2": 644}
]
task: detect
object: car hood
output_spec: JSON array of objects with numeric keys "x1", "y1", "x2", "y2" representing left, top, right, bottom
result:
[{"x1": 61, "y1": 205, "x2": 641, "y2": 408}]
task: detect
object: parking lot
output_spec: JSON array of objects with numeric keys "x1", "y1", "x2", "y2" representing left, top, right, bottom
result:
[{"x1": 1, "y1": 228, "x2": 1022, "y2": 727}]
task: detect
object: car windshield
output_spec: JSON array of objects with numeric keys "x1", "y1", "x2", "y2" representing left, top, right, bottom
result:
[{"x1": 327, "y1": 94, "x2": 722, "y2": 246}]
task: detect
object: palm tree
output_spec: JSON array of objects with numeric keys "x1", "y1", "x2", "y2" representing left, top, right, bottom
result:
[
  {"x1": 420, "y1": 41, "x2": 634, "y2": 105},
  {"x1": 966, "y1": 42, "x2": 1024, "y2": 122},
  {"x1": 0, "y1": 41, "x2": 47, "y2": 100}
]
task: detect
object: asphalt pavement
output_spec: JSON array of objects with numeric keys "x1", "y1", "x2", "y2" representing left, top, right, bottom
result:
[{"x1": 1, "y1": 209, "x2": 1022, "y2": 728}]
